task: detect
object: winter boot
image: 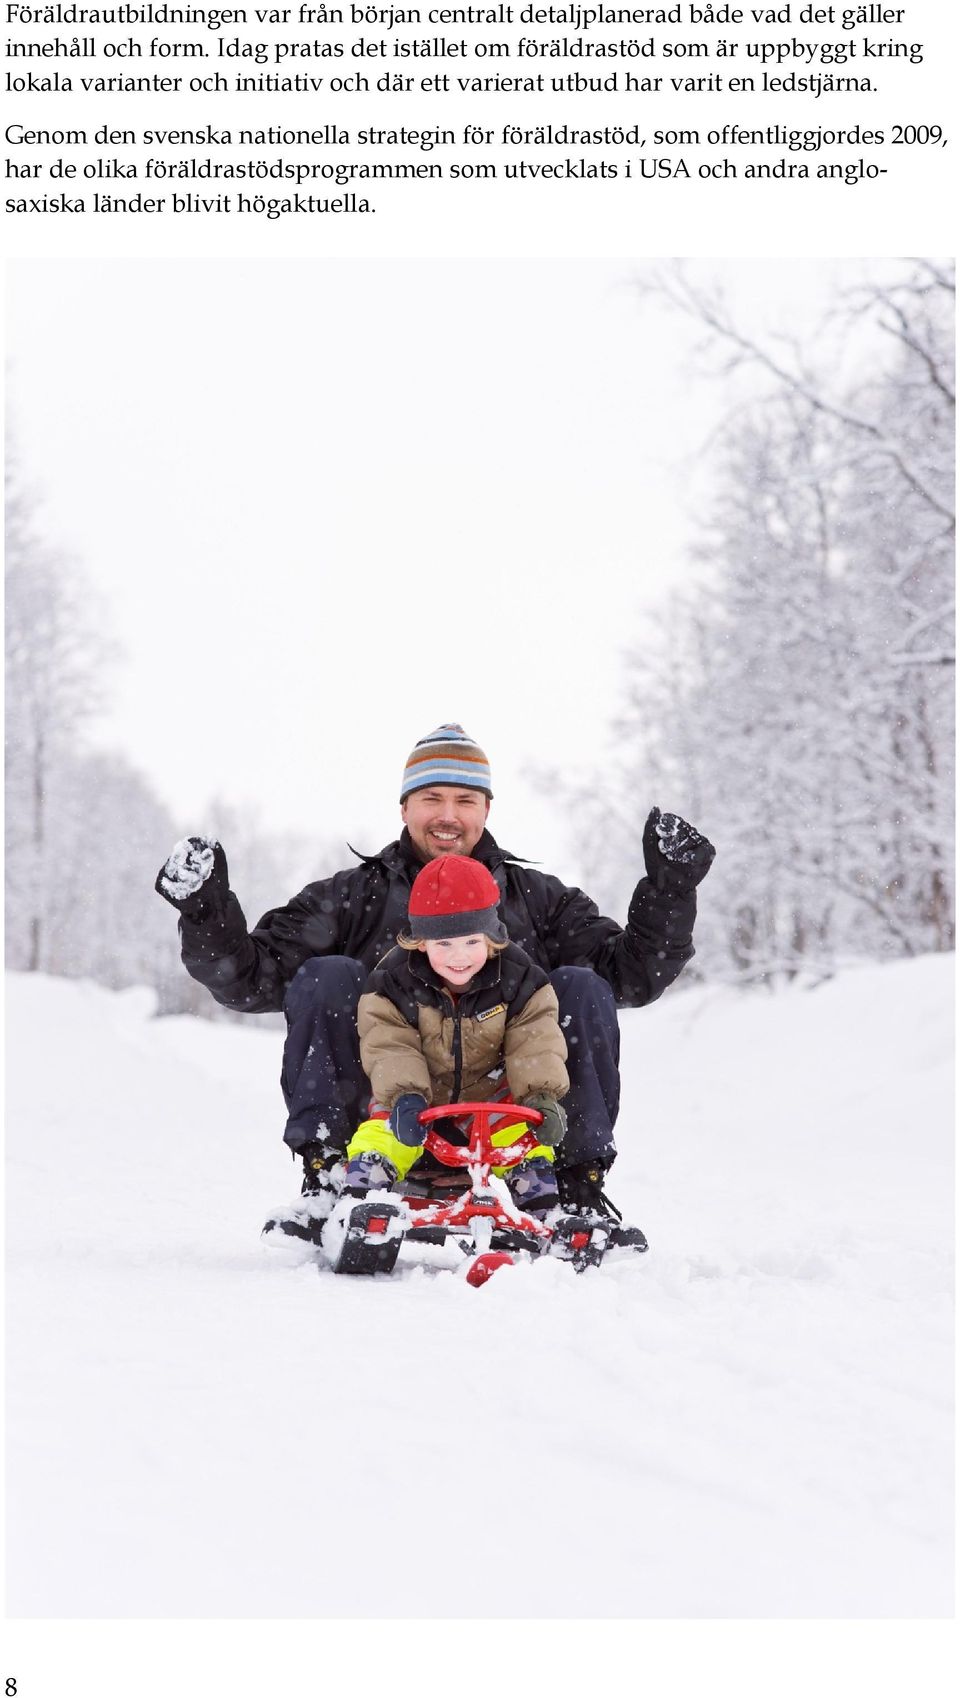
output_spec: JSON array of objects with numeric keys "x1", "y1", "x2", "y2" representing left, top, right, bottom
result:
[
  {"x1": 300, "y1": 1140, "x2": 347, "y2": 1202},
  {"x1": 262, "y1": 1142, "x2": 346, "y2": 1247},
  {"x1": 508, "y1": 1155, "x2": 560, "y2": 1216},
  {"x1": 556, "y1": 1160, "x2": 648, "y2": 1253},
  {"x1": 343, "y1": 1149, "x2": 399, "y2": 1197}
]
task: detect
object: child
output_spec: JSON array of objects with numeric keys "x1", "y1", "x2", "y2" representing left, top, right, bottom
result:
[{"x1": 344, "y1": 854, "x2": 569, "y2": 1215}]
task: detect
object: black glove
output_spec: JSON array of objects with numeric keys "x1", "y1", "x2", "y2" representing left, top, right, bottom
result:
[
  {"x1": 520, "y1": 1093, "x2": 567, "y2": 1148},
  {"x1": 155, "y1": 835, "x2": 229, "y2": 922},
  {"x1": 388, "y1": 1093, "x2": 429, "y2": 1148},
  {"x1": 642, "y1": 808, "x2": 715, "y2": 895}
]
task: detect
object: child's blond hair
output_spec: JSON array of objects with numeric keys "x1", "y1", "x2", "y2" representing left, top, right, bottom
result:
[{"x1": 397, "y1": 933, "x2": 507, "y2": 958}]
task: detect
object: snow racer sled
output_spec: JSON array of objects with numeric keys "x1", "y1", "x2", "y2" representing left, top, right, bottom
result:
[{"x1": 264, "y1": 1102, "x2": 644, "y2": 1283}]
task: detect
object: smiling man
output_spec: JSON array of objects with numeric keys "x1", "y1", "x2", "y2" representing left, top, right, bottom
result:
[
  {"x1": 155, "y1": 722, "x2": 714, "y2": 1229},
  {"x1": 403, "y1": 784, "x2": 488, "y2": 860}
]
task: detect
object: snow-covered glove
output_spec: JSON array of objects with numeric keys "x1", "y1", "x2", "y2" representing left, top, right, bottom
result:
[
  {"x1": 155, "y1": 835, "x2": 229, "y2": 921},
  {"x1": 642, "y1": 807, "x2": 715, "y2": 895},
  {"x1": 519, "y1": 1093, "x2": 567, "y2": 1148},
  {"x1": 388, "y1": 1093, "x2": 430, "y2": 1148}
]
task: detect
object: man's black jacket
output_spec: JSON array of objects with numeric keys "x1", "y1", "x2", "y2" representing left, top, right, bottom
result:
[{"x1": 177, "y1": 828, "x2": 696, "y2": 1014}]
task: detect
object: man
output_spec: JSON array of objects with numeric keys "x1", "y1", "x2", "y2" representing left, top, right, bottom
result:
[{"x1": 155, "y1": 723, "x2": 714, "y2": 1232}]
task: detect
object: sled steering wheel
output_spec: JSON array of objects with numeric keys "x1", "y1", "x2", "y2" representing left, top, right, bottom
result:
[{"x1": 417, "y1": 1101, "x2": 544, "y2": 1171}]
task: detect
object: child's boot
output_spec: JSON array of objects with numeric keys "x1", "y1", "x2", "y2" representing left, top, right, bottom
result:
[
  {"x1": 343, "y1": 1149, "x2": 399, "y2": 1196},
  {"x1": 508, "y1": 1154, "x2": 560, "y2": 1216},
  {"x1": 342, "y1": 1109, "x2": 424, "y2": 1197}
]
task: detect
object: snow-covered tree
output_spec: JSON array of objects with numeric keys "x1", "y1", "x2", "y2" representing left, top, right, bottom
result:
[
  {"x1": 39, "y1": 749, "x2": 185, "y2": 993},
  {"x1": 4, "y1": 456, "x2": 114, "y2": 972},
  {"x1": 5, "y1": 445, "x2": 352, "y2": 1017},
  {"x1": 565, "y1": 260, "x2": 954, "y2": 984}
]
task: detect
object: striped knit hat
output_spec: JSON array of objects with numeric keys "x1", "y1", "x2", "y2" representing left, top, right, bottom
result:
[
  {"x1": 400, "y1": 723, "x2": 492, "y2": 801},
  {"x1": 407, "y1": 855, "x2": 507, "y2": 942}
]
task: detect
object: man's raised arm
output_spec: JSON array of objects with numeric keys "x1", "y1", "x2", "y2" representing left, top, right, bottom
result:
[
  {"x1": 156, "y1": 834, "x2": 298, "y2": 1014},
  {"x1": 542, "y1": 809, "x2": 716, "y2": 1008}
]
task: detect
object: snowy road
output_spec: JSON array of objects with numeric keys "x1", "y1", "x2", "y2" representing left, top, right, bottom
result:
[{"x1": 5, "y1": 958, "x2": 953, "y2": 1617}]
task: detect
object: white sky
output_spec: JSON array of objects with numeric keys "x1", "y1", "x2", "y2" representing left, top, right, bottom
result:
[{"x1": 6, "y1": 256, "x2": 851, "y2": 878}]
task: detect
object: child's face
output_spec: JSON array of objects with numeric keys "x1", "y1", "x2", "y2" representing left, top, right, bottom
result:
[{"x1": 423, "y1": 935, "x2": 489, "y2": 988}]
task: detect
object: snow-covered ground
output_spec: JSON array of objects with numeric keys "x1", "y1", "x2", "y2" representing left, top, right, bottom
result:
[{"x1": 5, "y1": 957, "x2": 954, "y2": 1619}]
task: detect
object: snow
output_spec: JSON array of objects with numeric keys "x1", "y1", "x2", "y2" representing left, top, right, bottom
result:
[{"x1": 4, "y1": 956, "x2": 954, "y2": 1625}]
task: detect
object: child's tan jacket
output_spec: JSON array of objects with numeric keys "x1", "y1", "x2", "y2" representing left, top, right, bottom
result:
[{"x1": 358, "y1": 941, "x2": 569, "y2": 1112}]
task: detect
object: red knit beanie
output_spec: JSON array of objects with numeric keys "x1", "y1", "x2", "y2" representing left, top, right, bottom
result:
[{"x1": 408, "y1": 856, "x2": 507, "y2": 942}]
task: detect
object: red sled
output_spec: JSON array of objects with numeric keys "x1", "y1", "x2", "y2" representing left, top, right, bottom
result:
[{"x1": 325, "y1": 1101, "x2": 613, "y2": 1282}]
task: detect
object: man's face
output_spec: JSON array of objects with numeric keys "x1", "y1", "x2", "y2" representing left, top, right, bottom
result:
[{"x1": 401, "y1": 785, "x2": 490, "y2": 861}]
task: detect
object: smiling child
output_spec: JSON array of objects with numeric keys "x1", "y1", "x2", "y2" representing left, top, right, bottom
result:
[{"x1": 344, "y1": 855, "x2": 569, "y2": 1213}]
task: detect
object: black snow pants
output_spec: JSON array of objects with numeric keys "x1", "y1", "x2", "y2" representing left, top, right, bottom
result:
[{"x1": 280, "y1": 956, "x2": 620, "y2": 1167}]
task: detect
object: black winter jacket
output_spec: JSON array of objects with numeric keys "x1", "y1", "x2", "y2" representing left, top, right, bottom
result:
[{"x1": 177, "y1": 827, "x2": 697, "y2": 1014}]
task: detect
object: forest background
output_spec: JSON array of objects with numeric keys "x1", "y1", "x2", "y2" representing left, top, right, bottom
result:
[{"x1": 5, "y1": 256, "x2": 954, "y2": 1012}]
